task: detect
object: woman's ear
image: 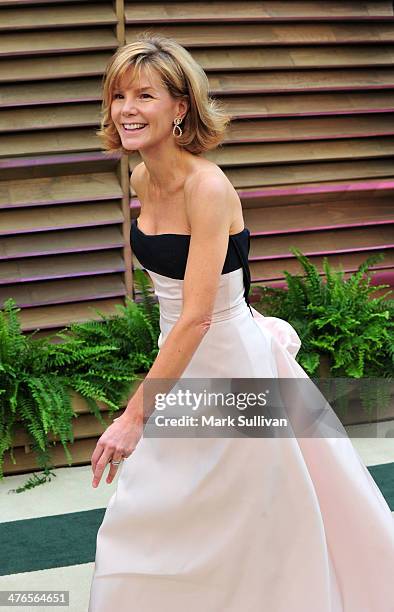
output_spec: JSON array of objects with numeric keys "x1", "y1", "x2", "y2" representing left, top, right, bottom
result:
[{"x1": 179, "y1": 96, "x2": 189, "y2": 119}]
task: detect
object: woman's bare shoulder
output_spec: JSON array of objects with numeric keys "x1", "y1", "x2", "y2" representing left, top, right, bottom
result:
[
  {"x1": 184, "y1": 161, "x2": 243, "y2": 232},
  {"x1": 129, "y1": 161, "x2": 146, "y2": 195},
  {"x1": 185, "y1": 162, "x2": 235, "y2": 204}
]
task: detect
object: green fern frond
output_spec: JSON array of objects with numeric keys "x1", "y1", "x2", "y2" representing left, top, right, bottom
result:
[
  {"x1": 255, "y1": 249, "x2": 394, "y2": 380},
  {"x1": 0, "y1": 282, "x2": 161, "y2": 489}
]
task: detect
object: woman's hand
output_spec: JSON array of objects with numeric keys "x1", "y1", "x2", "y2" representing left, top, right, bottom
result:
[{"x1": 91, "y1": 409, "x2": 143, "y2": 488}]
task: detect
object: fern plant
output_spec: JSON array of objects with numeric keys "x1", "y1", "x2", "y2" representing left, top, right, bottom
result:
[
  {"x1": 255, "y1": 249, "x2": 393, "y2": 418},
  {"x1": 0, "y1": 269, "x2": 160, "y2": 491},
  {"x1": 0, "y1": 300, "x2": 76, "y2": 484}
]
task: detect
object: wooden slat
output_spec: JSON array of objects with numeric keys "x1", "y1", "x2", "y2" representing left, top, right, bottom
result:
[
  {"x1": 224, "y1": 159, "x2": 394, "y2": 188},
  {"x1": 10, "y1": 387, "x2": 143, "y2": 447},
  {"x1": 0, "y1": 153, "x2": 119, "y2": 181},
  {"x1": 191, "y1": 45, "x2": 394, "y2": 70},
  {"x1": 0, "y1": 172, "x2": 122, "y2": 209},
  {"x1": 0, "y1": 250, "x2": 125, "y2": 284},
  {"x1": 17, "y1": 297, "x2": 126, "y2": 332},
  {"x1": 204, "y1": 137, "x2": 394, "y2": 166},
  {"x1": 0, "y1": 103, "x2": 99, "y2": 132},
  {"x1": 0, "y1": 52, "x2": 111, "y2": 82},
  {"x1": 126, "y1": 24, "x2": 394, "y2": 46},
  {"x1": 0, "y1": 128, "x2": 100, "y2": 157},
  {"x1": 222, "y1": 92, "x2": 394, "y2": 119},
  {"x1": 0, "y1": 0, "x2": 92, "y2": 5},
  {"x1": 115, "y1": 0, "x2": 126, "y2": 45},
  {"x1": 0, "y1": 4, "x2": 117, "y2": 31},
  {"x1": 207, "y1": 69, "x2": 394, "y2": 94},
  {"x1": 250, "y1": 250, "x2": 394, "y2": 283},
  {"x1": 0, "y1": 78, "x2": 101, "y2": 108},
  {"x1": 0, "y1": 273, "x2": 125, "y2": 308},
  {"x1": 250, "y1": 226, "x2": 393, "y2": 259},
  {"x1": 227, "y1": 114, "x2": 394, "y2": 143},
  {"x1": 0, "y1": 29, "x2": 117, "y2": 57},
  {"x1": 2, "y1": 437, "x2": 99, "y2": 474},
  {"x1": 10, "y1": 410, "x2": 119, "y2": 449},
  {"x1": 2, "y1": 389, "x2": 136, "y2": 472},
  {"x1": 126, "y1": 1, "x2": 394, "y2": 21},
  {"x1": 243, "y1": 199, "x2": 394, "y2": 236},
  {"x1": 0, "y1": 226, "x2": 123, "y2": 260},
  {"x1": 0, "y1": 202, "x2": 123, "y2": 234},
  {"x1": 237, "y1": 179, "x2": 394, "y2": 207}
]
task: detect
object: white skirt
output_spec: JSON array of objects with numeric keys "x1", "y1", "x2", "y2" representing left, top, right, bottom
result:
[{"x1": 89, "y1": 268, "x2": 394, "y2": 611}]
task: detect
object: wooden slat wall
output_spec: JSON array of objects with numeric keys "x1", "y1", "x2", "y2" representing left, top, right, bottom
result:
[
  {"x1": 0, "y1": 0, "x2": 131, "y2": 338},
  {"x1": 2, "y1": 0, "x2": 394, "y2": 474},
  {"x1": 126, "y1": 1, "x2": 394, "y2": 298},
  {"x1": 1, "y1": 1, "x2": 394, "y2": 340}
]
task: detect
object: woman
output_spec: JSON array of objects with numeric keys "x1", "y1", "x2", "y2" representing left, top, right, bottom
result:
[{"x1": 88, "y1": 33, "x2": 394, "y2": 611}]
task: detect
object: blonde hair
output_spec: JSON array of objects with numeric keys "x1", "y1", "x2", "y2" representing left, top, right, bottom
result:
[{"x1": 96, "y1": 32, "x2": 231, "y2": 156}]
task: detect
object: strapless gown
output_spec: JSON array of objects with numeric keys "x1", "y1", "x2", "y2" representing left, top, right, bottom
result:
[{"x1": 88, "y1": 217, "x2": 394, "y2": 612}]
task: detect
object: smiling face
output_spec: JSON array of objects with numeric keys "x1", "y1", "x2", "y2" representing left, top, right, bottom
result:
[{"x1": 110, "y1": 65, "x2": 188, "y2": 153}]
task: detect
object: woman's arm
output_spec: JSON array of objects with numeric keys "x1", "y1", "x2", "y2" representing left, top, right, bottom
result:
[{"x1": 91, "y1": 171, "x2": 234, "y2": 487}]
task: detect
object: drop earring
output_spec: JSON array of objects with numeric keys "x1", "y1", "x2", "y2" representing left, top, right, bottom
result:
[{"x1": 173, "y1": 117, "x2": 183, "y2": 137}]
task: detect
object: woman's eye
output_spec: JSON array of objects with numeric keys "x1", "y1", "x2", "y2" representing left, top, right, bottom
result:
[{"x1": 113, "y1": 93, "x2": 151, "y2": 99}]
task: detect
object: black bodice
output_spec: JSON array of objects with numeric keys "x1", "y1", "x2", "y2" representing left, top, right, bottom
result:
[{"x1": 130, "y1": 217, "x2": 252, "y2": 313}]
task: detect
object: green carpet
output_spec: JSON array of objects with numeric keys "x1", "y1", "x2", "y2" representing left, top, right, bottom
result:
[
  {"x1": 367, "y1": 462, "x2": 394, "y2": 511},
  {"x1": 0, "y1": 509, "x2": 105, "y2": 576},
  {"x1": 1, "y1": 462, "x2": 393, "y2": 576}
]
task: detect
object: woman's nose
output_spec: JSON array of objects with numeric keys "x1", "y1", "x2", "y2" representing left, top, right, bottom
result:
[{"x1": 120, "y1": 97, "x2": 138, "y2": 114}]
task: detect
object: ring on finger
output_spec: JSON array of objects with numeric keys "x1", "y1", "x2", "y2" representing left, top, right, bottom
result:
[{"x1": 109, "y1": 457, "x2": 124, "y2": 466}]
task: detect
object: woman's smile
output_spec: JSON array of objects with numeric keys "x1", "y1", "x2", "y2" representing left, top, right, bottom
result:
[{"x1": 121, "y1": 124, "x2": 148, "y2": 134}]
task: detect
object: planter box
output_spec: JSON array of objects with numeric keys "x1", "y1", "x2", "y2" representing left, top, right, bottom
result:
[
  {"x1": 331, "y1": 384, "x2": 394, "y2": 427},
  {"x1": 2, "y1": 375, "x2": 146, "y2": 476},
  {"x1": 317, "y1": 355, "x2": 394, "y2": 426}
]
